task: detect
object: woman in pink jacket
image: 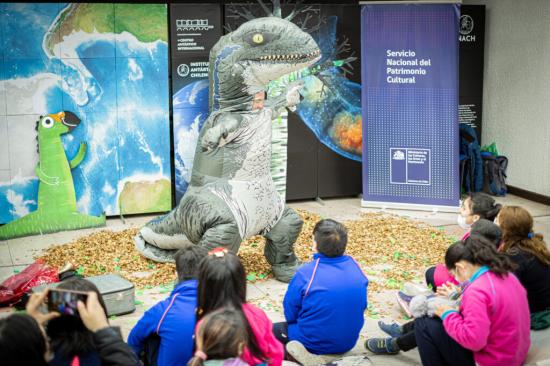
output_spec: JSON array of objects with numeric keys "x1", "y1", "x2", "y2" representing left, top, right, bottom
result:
[
  {"x1": 196, "y1": 247, "x2": 284, "y2": 366},
  {"x1": 415, "y1": 236, "x2": 531, "y2": 366}
]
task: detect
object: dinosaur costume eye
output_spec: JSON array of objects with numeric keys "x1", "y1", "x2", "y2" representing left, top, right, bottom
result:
[
  {"x1": 252, "y1": 33, "x2": 264, "y2": 44},
  {"x1": 42, "y1": 117, "x2": 54, "y2": 129}
]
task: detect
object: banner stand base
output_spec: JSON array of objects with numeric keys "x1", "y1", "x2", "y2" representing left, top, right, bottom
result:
[{"x1": 361, "y1": 200, "x2": 459, "y2": 213}]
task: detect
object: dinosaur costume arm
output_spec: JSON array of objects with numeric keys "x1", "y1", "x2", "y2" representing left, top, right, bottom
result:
[
  {"x1": 35, "y1": 165, "x2": 59, "y2": 185},
  {"x1": 201, "y1": 113, "x2": 244, "y2": 151},
  {"x1": 266, "y1": 81, "x2": 304, "y2": 118},
  {"x1": 69, "y1": 142, "x2": 87, "y2": 169}
]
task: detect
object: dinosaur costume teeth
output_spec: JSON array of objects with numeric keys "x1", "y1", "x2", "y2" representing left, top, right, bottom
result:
[{"x1": 135, "y1": 8, "x2": 321, "y2": 282}]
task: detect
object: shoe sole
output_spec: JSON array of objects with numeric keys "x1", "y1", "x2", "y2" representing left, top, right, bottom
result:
[{"x1": 395, "y1": 292, "x2": 413, "y2": 318}]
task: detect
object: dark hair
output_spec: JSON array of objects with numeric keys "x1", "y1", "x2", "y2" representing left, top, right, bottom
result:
[
  {"x1": 470, "y1": 219, "x2": 502, "y2": 249},
  {"x1": 188, "y1": 308, "x2": 248, "y2": 366},
  {"x1": 47, "y1": 278, "x2": 108, "y2": 359},
  {"x1": 498, "y1": 206, "x2": 550, "y2": 266},
  {"x1": 313, "y1": 219, "x2": 348, "y2": 257},
  {"x1": 0, "y1": 314, "x2": 48, "y2": 366},
  {"x1": 174, "y1": 244, "x2": 208, "y2": 283},
  {"x1": 197, "y1": 249, "x2": 266, "y2": 362},
  {"x1": 467, "y1": 193, "x2": 502, "y2": 221},
  {"x1": 445, "y1": 237, "x2": 516, "y2": 277}
]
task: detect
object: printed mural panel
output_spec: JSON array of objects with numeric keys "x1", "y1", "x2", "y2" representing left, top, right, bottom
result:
[{"x1": 0, "y1": 3, "x2": 171, "y2": 224}]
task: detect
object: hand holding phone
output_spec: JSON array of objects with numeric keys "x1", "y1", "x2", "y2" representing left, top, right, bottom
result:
[
  {"x1": 77, "y1": 292, "x2": 109, "y2": 332},
  {"x1": 26, "y1": 289, "x2": 60, "y2": 325}
]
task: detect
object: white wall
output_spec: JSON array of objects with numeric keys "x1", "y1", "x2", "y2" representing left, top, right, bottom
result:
[{"x1": 464, "y1": 0, "x2": 550, "y2": 196}]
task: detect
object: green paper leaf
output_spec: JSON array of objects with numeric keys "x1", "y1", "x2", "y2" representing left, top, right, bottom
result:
[
  {"x1": 13, "y1": 269, "x2": 20, "y2": 274},
  {"x1": 389, "y1": 237, "x2": 396, "y2": 245},
  {"x1": 246, "y1": 273, "x2": 257, "y2": 282},
  {"x1": 114, "y1": 266, "x2": 121, "y2": 272},
  {"x1": 134, "y1": 300, "x2": 143, "y2": 305},
  {"x1": 333, "y1": 60, "x2": 345, "y2": 67},
  {"x1": 76, "y1": 266, "x2": 85, "y2": 275},
  {"x1": 147, "y1": 263, "x2": 155, "y2": 269},
  {"x1": 393, "y1": 251, "x2": 401, "y2": 261},
  {"x1": 114, "y1": 258, "x2": 120, "y2": 262}
]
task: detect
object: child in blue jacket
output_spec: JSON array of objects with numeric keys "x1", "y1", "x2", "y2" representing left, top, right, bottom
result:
[
  {"x1": 128, "y1": 244, "x2": 208, "y2": 366},
  {"x1": 274, "y1": 219, "x2": 368, "y2": 359}
]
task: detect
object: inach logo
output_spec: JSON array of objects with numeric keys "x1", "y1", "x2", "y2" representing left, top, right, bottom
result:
[
  {"x1": 177, "y1": 64, "x2": 190, "y2": 77},
  {"x1": 460, "y1": 15, "x2": 474, "y2": 35},
  {"x1": 393, "y1": 150, "x2": 405, "y2": 160},
  {"x1": 459, "y1": 15, "x2": 476, "y2": 42}
]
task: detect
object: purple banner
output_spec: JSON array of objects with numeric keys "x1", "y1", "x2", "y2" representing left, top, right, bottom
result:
[{"x1": 361, "y1": 4, "x2": 460, "y2": 209}]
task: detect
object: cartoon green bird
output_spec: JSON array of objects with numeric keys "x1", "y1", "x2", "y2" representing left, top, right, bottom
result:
[{"x1": 0, "y1": 111, "x2": 105, "y2": 239}]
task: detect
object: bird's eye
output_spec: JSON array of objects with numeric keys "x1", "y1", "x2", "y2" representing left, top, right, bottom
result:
[
  {"x1": 41, "y1": 117, "x2": 54, "y2": 129},
  {"x1": 252, "y1": 33, "x2": 264, "y2": 44}
]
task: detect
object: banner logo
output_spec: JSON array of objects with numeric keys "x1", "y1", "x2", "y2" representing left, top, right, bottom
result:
[
  {"x1": 177, "y1": 64, "x2": 190, "y2": 77},
  {"x1": 392, "y1": 150, "x2": 405, "y2": 160},
  {"x1": 177, "y1": 19, "x2": 214, "y2": 31},
  {"x1": 459, "y1": 15, "x2": 474, "y2": 35}
]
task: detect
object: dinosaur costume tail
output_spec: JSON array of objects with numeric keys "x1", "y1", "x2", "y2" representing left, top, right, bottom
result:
[{"x1": 0, "y1": 211, "x2": 105, "y2": 240}]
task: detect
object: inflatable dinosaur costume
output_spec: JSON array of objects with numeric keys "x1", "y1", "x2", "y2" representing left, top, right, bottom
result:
[
  {"x1": 0, "y1": 112, "x2": 105, "y2": 239},
  {"x1": 135, "y1": 13, "x2": 321, "y2": 282}
]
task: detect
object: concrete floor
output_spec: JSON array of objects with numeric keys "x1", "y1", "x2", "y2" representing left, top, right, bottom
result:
[{"x1": 1, "y1": 194, "x2": 549, "y2": 365}]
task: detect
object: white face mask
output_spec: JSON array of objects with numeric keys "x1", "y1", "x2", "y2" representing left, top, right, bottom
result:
[{"x1": 457, "y1": 214, "x2": 471, "y2": 230}]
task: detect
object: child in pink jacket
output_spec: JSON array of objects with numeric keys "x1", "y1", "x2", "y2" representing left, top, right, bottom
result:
[
  {"x1": 196, "y1": 247, "x2": 284, "y2": 366},
  {"x1": 416, "y1": 236, "x2": 531, "y2": 366}
]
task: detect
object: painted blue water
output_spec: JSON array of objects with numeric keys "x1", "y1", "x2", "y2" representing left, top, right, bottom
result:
[{"x1": 0, "y1": 3, "x2": 170, "y2": 223}]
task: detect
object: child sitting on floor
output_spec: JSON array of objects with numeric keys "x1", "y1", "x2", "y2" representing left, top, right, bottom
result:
[
  {"x1": 197, "y1": 247, "x2": 284, "y2": 366},
  {"x1": 496, "y1": 206, "x2": 550, "y2": 329},
  {"x1": 425, "y1": 193, "x2": 502, "y2": 291},
  {"x1": 128, "y1": 244, "x2": 208, "y2": 366},
  {"x1": 367, "y1": 219, "x2": 503, "y2": 355},
  {"x1": 188, "y1": 308, "x2": 249, "y2": 366},
  {"x1": 415, "y1": 237, "x2": 530, "y2": 366},
  {"x1": 273, "y1": 219, "x2": 368, "y2": 363}
]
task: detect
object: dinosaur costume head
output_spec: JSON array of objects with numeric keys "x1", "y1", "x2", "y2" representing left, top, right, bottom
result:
[
  {"x1": 209, "y1": 16, "x2": 321, "y2": 111},
  {"x1": 37, "y1": 111, "x2": 81, "y2": 138}
]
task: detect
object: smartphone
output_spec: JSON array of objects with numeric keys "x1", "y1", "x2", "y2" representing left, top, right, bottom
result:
[{"x1": 47, "y1": 289, "x2": 88, "y2": 316}]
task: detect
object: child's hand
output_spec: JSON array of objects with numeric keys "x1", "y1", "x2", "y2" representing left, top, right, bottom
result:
[
  {"x1": 436, "y1": 282, "x2": 459, "y2": 297},
  {"x1": 26, "y1": 289, "x2": 60, "y2": 325},
  {"x1": 77, "y1": 292, "x2": 109, "y2": 332},
  {"x1": 434, "y1": 303, "x2": 458, "y2": 318}
]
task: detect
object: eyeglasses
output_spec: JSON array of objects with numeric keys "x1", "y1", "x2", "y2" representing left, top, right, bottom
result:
[{"x1": 208, "y1": 247, "x2": 229, "y2": 257}]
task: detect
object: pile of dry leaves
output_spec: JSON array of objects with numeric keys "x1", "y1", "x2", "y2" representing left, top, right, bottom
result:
[{"x1": 40, "y1": 210, "x2": 454, "y2": 292}]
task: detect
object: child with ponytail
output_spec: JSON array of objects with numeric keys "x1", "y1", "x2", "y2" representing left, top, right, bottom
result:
[
  {"x1": 189, "y1": 309, "x2": 249, "y2": 366},
  {"x1": 196, "y1": 248, "x2": 283, "y2": 366},
  {"x1": 415, "y1": 237, "x2": 530, "y2": 366},
  {"x1": 496, "y1": 206, "x2": 550, "y2": 329}
]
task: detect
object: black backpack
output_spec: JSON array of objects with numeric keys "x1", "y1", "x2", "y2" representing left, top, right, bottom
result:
[{"x1": 482, "y1": 153, "x2": 508, "y2": 196}]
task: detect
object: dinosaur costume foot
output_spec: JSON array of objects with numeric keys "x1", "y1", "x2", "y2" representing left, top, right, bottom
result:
[
  {"x1": 264, "y1": 206, "x2": 304, "y2": 282},
  {"x1": 134, "y1": 234, "x2": 178, "y2": 263},
  {"x1": 0, "y1": 211, "x2": 106, "y2": 240}
]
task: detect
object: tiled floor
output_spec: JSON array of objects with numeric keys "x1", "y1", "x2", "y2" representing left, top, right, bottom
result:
[{"x1": 1, "y1": 194, "x2": 549, "y2": 365}]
